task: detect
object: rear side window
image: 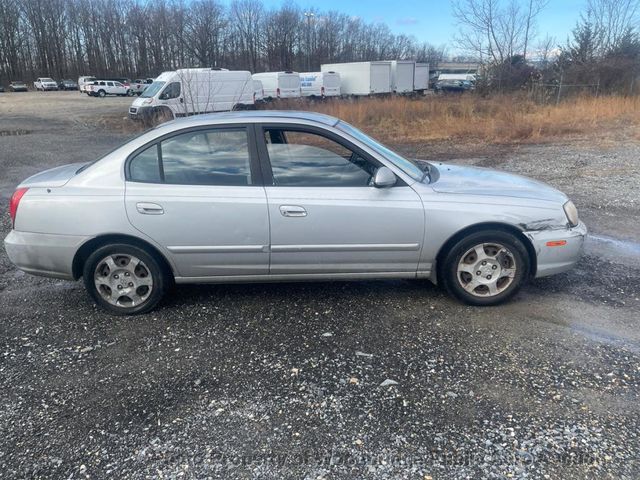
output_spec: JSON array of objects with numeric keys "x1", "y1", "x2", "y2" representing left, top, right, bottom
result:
[
  {"x1": 129, "y1": 145, "x2": 161, "y2": 183},
  {"x1": 129, "y1": 128, "x2": 252, "y2": 186}
]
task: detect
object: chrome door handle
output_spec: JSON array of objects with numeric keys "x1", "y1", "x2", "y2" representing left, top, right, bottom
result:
[
  {"x1": 136, "y1": 202, "x2": 164, "y2": 215},
  {"x1": 279, "y1": 205, "x2": 307, "y2": 217}
]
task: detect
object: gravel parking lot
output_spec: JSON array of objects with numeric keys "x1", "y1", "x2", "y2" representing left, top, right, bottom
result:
[{"x1": 1, "y1": 92, "x2": 639, "y2": 479}]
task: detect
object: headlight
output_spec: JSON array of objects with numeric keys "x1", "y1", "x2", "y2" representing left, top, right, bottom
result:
[{"x1": 563, "y1": 200, "x2": 579, "y2": 227}]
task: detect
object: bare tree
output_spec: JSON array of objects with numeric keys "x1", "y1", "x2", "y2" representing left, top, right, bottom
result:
[{"x1": 586, "y1": 0, "x2": 640, "y2": 52}]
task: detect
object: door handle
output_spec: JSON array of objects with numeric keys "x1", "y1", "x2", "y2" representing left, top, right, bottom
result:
[
  {"x1": 279, "y1": 205, "x2": 307, "y2": 217},
  {"x1": 136, "y1": 202, "x2": 164, "y2": 215}
]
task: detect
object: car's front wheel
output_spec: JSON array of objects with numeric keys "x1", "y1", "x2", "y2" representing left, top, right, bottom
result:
[
  {"x1": 83, "y1": 244, "x2": 168, "y2": 315},
  {"x1": 440, "y1": 230, "x2": 530, "y2": 306}
]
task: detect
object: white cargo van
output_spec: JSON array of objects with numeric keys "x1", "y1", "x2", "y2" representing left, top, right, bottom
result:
[
  {"x1": 251, "y1": 72, "x2": 300, "y2": 99},
  {"x1": 414, "y1": 63, "x2": 429, "y2": 92},
  {"x1": 320, "y1": 61, "x2": 391, "y2": 95},
  {"x1": 390, "y1": 61, "x2": 415, "y2": 94},
  {"x1": 129, "y1": 68, "x2": 254, "y2": 120},
  {"x1": 299, "y1": 71, "x2": 341, "y2": 97},
  {"x1": 253, "y1": 79, "x2": 264, "y2": 102}
]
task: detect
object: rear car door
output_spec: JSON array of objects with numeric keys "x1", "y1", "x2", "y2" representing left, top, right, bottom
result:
[
  {"x1": 124, "y1": 125, "x2": 269, "y2": 278},
  {"x1": 256, "y1": 124, "x2": 424, "y2": 275}
]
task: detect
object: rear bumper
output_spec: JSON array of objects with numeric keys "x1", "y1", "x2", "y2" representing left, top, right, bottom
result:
[
  {"x1": 4, "y1": 230, "x2": 88, "y2": 280},
  {"x1": 527, "y1": 221, "x2": 587, "y2": 278}
]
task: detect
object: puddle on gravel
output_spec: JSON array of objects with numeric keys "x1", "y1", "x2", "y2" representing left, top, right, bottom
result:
[{"x1": 585, "y1": 234, "x2": 640, "y2": 266}]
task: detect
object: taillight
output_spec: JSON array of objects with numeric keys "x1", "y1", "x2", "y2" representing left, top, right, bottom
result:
[
  {"x1": 321, "y1": 86, "x2": 325, "y2": 96},
  {"x1": 253, "y1": 93, "x2": 256, "y2": 102},
  {"x1": 276, "y1": 87, "x2": 280, "y2": 97},
  {"x1": 9, "y1": 187, "x2": 28, "y2": 229}
]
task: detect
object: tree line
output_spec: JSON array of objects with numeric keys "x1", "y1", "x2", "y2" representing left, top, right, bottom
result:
[
  {"x1": 0, "y1": 0, "x2": 447, "y2": 83},
  {"x1": 453, "y1": 0, "x2": 640, "y2": 96}
]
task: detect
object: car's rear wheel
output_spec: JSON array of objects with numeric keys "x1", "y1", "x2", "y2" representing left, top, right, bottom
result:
[
  {"x1": 440, "y1": 230, "x2": 530, "y2": 306},
  {"x1": 83, "y1": 244, "x2": 167, "y2": 315}
]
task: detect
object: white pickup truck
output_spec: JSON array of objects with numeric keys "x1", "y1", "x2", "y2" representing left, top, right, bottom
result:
[
  {"x1": 130, "y1": 78, "x2": 154, "y2": 96},
  {"x1": 34, "y1": 77, "x2": 59, "y2": 91},
  {"x1": 86, "y1": 80, "x2": 132, "y2": 97}
]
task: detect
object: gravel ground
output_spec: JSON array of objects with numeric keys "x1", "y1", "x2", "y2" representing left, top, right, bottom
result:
[{"x1": 1, "y1": 92, "x2": 639, "y2": 479}]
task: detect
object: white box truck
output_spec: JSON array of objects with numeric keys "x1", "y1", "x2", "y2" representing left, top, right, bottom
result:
[
  {"x1": 320, "y1": 61, "x2": 391, "y2": 95},
  {"x1": 128, "y1": 68, "x2": 254, "y2": 120},
  {"x1": 251, "y1": 71, "x2": 301, "y2": 99},
  {"x1": 390, "y1": 61, "x2": 415, "y2": 94},
  {"x1": 414, "y1": 63, "x2": 429, "y2": 92},
  {"x1": 299, "y1": 71, "x2": 341, "y2": 97}
]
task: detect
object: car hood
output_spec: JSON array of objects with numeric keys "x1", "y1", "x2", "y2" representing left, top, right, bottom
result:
[
  {"x1": 429, "y1": 162, "x2": 567, "y2": 203},
  {"x1": 19, "y1": 162, "x2": 88, "y2": 188}
]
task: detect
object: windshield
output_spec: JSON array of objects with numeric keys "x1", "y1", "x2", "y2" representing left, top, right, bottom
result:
[
  {"x1": 336, "y1": 121, "x2": 425, "y2": 181},
  {"x1": 43, "y1": 78, "x2": 54, "y2": 82},
  {"x1": 141, "y1": 81, "x2": 166, "y2": 98}
]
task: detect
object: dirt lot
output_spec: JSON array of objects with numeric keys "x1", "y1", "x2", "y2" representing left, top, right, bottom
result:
[{"x1": 1, "y1": 92, "x2": 639, "y2": 479}]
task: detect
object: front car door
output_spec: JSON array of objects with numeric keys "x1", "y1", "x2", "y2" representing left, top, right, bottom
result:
[
  {"x1": 255, "y1": 124, "x2": 425, "y2": 276},
  {"x1": 124, "y1": 125, "x2": 269, "y2": 279}
]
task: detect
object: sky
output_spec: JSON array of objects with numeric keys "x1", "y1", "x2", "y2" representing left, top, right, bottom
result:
[{"x1": 258, "y1": 0, "x2": 587, "y2": 53}]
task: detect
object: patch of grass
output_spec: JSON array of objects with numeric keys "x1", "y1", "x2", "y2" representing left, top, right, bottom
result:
[{"x1": 272, "y1": 94, "x2": 640, "y2": 145}]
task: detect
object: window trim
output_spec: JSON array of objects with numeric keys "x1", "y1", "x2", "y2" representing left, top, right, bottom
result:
[
  {"x1": 253, "y1": 123, "x2": 406, "y2": 188},
  {"x1": 125, "y1": 124, "x2": 263, "y2": 186}
]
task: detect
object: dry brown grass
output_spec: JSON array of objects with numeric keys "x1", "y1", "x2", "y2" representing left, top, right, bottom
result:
[{"x1": 273, "y1": 94, "x2": 640, "y2": 145}]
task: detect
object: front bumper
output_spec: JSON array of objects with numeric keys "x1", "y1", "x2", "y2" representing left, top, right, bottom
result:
[
  {"x1": 526, "y1": 221, "x2": 587, "y2": 277},
  {"x1": 128, "y1": 105, "x2": 152, "y2": 120},
  {"x1": 4, "y1": 230, "x2": 89, "y2": 280}
]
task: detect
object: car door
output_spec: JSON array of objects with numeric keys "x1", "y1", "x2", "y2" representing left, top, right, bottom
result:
[
  {"x1": 256, "y1": 124, "x2": 424, "y2": 275},
  {"x1": 113, "y1": 81, "x2": 126, "y2": 95},
  {"x1": 124, "y1": 125, "x2": 270, "y2": 279}
]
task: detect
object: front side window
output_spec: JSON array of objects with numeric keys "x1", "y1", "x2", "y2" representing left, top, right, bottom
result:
[
  {"x1": 107, "y1": 82, "x2": 114, "y2": 87},
  {"x1": 263, "y1": 129, "x2": 377, "y2": 187},
  {"x1": 129, "y1": 128, "x2": 252, "y2": 186},
  {"x1": 161, "y1": 82, "x2": 181, "y2": 99}
]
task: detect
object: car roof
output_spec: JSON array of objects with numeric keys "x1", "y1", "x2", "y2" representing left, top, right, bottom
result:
[{"x1": 171, "y1": 110, "x2": 340, "y2": 127}]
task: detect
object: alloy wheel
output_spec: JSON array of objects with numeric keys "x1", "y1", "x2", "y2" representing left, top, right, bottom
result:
[
  {"x1": 94, "y1": 254, "x2": 153, "y2": 307},
  {"x1": 456, "y1": 243, "x2": 517, "y2": 297}
]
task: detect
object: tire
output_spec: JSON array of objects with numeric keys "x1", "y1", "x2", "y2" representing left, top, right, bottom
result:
[
  {"x1": 127, "y1": 89, "x2": 134, "y2": 96},
  {"x1": 82, "y1": 243, "x2": 168, "y2": 315},
  {"x1": 440, "y1": 230, "x2": 530, "y2": 306},
  {"x1": 98, "y1": 89, "x2": 106, "y2": 98}
]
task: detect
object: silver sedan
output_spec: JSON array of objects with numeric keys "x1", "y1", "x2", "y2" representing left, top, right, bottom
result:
[{"x1": 4, "y1": 111, "x2": 586, "y2": 314}]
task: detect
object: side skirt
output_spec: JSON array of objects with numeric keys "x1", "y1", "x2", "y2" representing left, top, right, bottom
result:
[{"x1": 175, "y1": 271, "x2": 432, "y2": 285}]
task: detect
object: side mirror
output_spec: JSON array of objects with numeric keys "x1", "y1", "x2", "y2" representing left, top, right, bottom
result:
[
  {"x1": 159, "y1": 92, "x2": 169, "y2": 100},
  {"x1": 372, "y1": 166, "x2": 396, "y2": 188}
]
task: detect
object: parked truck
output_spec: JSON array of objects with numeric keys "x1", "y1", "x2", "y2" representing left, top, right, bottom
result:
[
  {"x1": 320, "y1": 61, "x2": 391, "y2": 95},
  {"x1": 414, "y1": 63, "x2": 429, "y2": 92},
  {"x1": 251, "y1": 71, "x2": 301, "y2": 99},
  {"x1": 390, "y1": 61, "x2": 415, "y2": 94},
  {"x1": 128, "y1": 68, "x2": 254, "y2": 121},
  {"x1": 299, "y1": 71, "x2": 341, "y2": 97}
]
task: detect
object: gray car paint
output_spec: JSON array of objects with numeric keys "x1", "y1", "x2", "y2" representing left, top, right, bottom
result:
[{"x1": 4, "y1": 111, "x2": 586, "y2": 286}]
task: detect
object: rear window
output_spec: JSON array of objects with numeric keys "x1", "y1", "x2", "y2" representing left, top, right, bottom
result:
[{"x1": 281, "y1": 75, "x2": 299, "y2": 89}]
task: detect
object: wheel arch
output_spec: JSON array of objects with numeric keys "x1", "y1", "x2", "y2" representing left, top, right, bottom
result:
[
  {"x1": 434, "y1": 222, "x2": 537, "y2": 284},
  {"x1": 72, "y1": 233, "x2": 175, "y2": 280}
]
